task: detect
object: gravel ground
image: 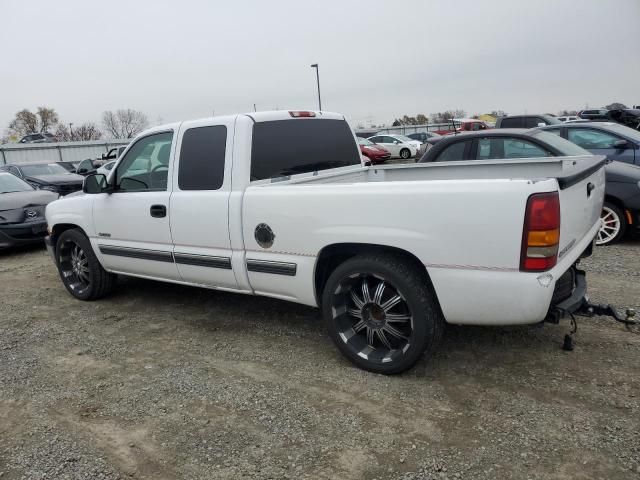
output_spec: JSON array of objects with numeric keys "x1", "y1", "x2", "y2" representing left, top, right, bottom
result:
[{"x1": 0, "y1": 241, "x2": 639, "y2": 480}]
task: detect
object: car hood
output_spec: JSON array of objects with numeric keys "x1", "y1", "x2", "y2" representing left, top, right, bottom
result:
[
  {"x1": 0, "y1": 190, "x2": 59, "y2": 209},
  {"x1": 605, "y1": 160, "x2": 640, "y2": 183},
  {"x1": 26, "y1": 173, "x2": 84, "y2": 184}
]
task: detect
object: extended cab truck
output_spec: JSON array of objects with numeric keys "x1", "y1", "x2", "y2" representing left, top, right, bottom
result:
[{"x1": 45, "y1": 110, "x2": 606, "y2": 374}]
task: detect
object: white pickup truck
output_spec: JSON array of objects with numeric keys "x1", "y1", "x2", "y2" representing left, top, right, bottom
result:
[{"x1": 45, "y1": 110, "x2": 606, "y2": 374}]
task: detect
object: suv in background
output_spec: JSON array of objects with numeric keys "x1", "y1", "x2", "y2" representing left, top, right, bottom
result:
[
  {"x1": 579, "y1": 109, "x2": 609, "y2": 121},
  {"x1": 495, "y1": 115, "x2": 561, "y2": 129},
  {"x1": 18, "y1": 132, "x2": 57, "y2": 144}
]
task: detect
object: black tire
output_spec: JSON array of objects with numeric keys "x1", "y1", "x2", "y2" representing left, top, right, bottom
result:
[
  {"x1": 322, "y1": 253, "x2": 444, "y2": 374},
  {"x1": 55, "y1": 228, "x2": 116, "y2": 300},
  {"x1": 597, "y1": 202, "x2": 626, "y2": 246},
  {"x1": 399, "y1": 148, "x2": 411, "y2": 159}
]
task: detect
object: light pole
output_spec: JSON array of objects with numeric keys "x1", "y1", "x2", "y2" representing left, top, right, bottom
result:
[
  {"x1": 310, "y1": 63, "x2": 322, "y2": 111},
  {"x1": 69, "y1": 123, "x2": 73, "y2": 140}
]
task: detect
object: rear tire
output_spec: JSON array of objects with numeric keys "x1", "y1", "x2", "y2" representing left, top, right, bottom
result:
[
  {"x1": 55, "y1": 229, "x2": 116, "y2": 300},
  {"x1": 596, "y1": 202, "x2": 626, "y2": 246},
  {"x1": 400, "y1": 148, "x2": 411, "y2": 160},
  {"x1": 322, "y1": 253, "x2": 444, "y2": 374}
]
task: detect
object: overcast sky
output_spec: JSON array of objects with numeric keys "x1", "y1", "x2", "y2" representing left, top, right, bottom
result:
[{"x1": 1, "y1": 0, "x2": 639, "y2": 130}]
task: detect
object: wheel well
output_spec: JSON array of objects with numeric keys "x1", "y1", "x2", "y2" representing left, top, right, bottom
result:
[
  {"x1": 603, "y1": 195, "x2": 628, "y2": 222},
  {"x1": 50, "y1": 224, "x2": 85, "y2": 250},
  {"x1": 314, "y1": 243, "x2": 436, "y2": 304}
]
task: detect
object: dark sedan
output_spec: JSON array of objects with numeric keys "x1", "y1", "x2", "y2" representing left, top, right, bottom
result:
[
  {"x1": 0, "y1": 162, "x2": 84, "y2": 195},
  {"x1": 418, "y1": 129, "x2": 640, "y2": 245},
  {"x1": 0, "y1": 172, "x2": 59, "y2": 249},
  {"x1": 536, "y1": 122, "x2": 639, "y2": 166}
]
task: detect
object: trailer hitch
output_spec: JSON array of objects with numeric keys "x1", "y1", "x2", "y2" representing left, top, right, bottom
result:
[{"x1": 561, "y1": 299, "x2": 637, "y2": 351}]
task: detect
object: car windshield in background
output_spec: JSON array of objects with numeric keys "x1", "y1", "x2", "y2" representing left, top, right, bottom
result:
[
  {"x1": 0, "y1": 173, "x2": 34, "y2": 193},
  {"x1": 251, "y1": 119, "x2": 361, "y2": 180},
  {"x1": 602, "y1": 123, "x2": 640, "y2": 142},
  {"x1": 20, "y1": 163, "x2": 69, "y2": 176},
  {"x1": 529, "y1": 131, "x2": 592, "y2": 156},
  {"x1": 395, "y1": 135, "x2": 415, "y2": 143},
  {"x1": 357, "y1": 138, "x2": 374, "y2": 146}
]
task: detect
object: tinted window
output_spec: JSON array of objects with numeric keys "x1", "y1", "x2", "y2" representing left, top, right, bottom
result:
[
  {"x1": 567, "y1": 128, "x2": 620, "y2": 149},
  {"x1": 116, "y1": 131, "x2": 173, "y2": 191},
  {"x1": 368, "y1": 136, "x2": 382, "y2": 143},
  {"x1": 251, "y1": 119, "x2": 360, "y2": 180},
  {"x1": 525, "y1": 117, "x2": 546, "y2": 128},
  {"x1": 435, "y1": 141, "x2": 468, "y2": 161},
  {"x1": 477, "y1": 138, "x2": 549, "y2": 160},
  {"x1": 499, "y1": 118, "x2": 523, "y2": 128},
  {"x1": 178, "y1": 125, "x2": 227, "y2": 190}
]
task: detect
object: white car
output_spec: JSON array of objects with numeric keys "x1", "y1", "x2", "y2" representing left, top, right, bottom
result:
[
  {"x1": 45, "y1": 110, "x2": 605, "y2": 374},
  {"x1": 96, "y1": 160, "x2": 116, "y2": 176},
  {"x1": 366, "y1": 134, "x2": 420, "y2": 159}
]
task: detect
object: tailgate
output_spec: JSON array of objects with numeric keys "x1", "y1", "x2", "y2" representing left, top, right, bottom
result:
[{"x1": 556, "y1": 157, "x2": 606, "y2": 258}]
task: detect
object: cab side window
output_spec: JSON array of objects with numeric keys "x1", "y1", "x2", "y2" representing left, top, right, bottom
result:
[
  {"x1": 567, "y1": 129, "x2": 620, "y2": 149},
  {"x1": 116, "y1": 132, "x2": 173, "y2": 192},
  {"x1": 178, "y1": 126, "x2": 227, "y2": 190}
]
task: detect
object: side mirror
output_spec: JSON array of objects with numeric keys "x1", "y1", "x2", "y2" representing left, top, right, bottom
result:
[
  {"x1": 83, "y1": 173, "x2": 109, "y2": 194},
  {"x1": 101, "y1": 153, "x2": 107, "y2": 159},
  {"x1": 613, "y1": 139, "x2": 629, "y2": 149}
]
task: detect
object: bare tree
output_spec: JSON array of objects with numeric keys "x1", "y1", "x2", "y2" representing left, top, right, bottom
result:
[
  {"x1": 430, "y1": 110, "x2": 466, "y2": 124},
  {"x1": 8, "y1": 109, "x2": 39, "y2": 136},
  {"x1": 55, "y1": 122, "x2": 103, "y2": 141},
  {"x1": 605, "y1": 102, "x2": 627, "y2": 110},
  {"x1": 36, "y1": 107, "x2": 59, "y2": 132},
  {"x1": 102, "y1": 109, "x2": 149, "y2": 138},
  {"x1": 7, "y1": 107, "x2": 61, "y2": 137}
]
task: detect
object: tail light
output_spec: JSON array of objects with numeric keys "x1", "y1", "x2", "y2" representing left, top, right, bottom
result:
[
  {"x1": 289, "y1": 111, "x2": 316, "y2": 118},
  {"x1": 520, "y1": 192, "x2": 560, "y2": 272}
]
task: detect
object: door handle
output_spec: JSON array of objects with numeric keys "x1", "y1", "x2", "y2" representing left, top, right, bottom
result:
[{"x1": 150, "y1": 204, "x2": 167, "y2": 218}]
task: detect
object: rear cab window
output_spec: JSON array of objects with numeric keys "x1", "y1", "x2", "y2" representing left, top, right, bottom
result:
[{"x1": 251, "y1": 119, "x2": 360, "y2": 180}]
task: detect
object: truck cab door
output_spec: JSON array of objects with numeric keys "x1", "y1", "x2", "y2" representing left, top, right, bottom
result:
[
  {"x1": 92, "y1": 130, "x2": 181, "y2": 281},
  {"x1": 169, "y1": 117, "x2": 238, "y2": 290}
]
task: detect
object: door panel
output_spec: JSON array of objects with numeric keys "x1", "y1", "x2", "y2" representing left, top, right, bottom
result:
[
  {"x1": 93, "y1": 130, "x2": 180, "y2": 280},
  {"x1": 170, "y1": 118, "x2": 238, "y2": 290}
]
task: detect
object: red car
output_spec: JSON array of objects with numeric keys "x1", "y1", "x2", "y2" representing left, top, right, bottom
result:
[
  {"x1": 434, "y1": 119, "x2": 491, "y2": 136},
  {"x1": 357, "y1": 137, "x2": 391, "y2": 164}
]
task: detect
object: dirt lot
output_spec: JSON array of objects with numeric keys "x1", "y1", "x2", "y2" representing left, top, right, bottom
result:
[{"x1": 1, "y1": 242, "x2": 639, "y2": 480}]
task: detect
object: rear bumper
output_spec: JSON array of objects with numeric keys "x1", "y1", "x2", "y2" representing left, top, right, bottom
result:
[{"x1": 0, "y1": 220, "x2": 48, "y2": 249}]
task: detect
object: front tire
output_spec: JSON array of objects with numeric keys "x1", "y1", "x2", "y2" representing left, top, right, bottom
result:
[
  {"x1": 596, "y1": 202, "x2": 626, "y2": 246},
  {"x1": 399, "y1": 148, "x2": 411, "y2": 160},
  {"x1": 322, "y1": 254, "x2": 444, "y2": 374},
  {"x1": 55, "y1": 229, "x2": 116, "y2": 300}
]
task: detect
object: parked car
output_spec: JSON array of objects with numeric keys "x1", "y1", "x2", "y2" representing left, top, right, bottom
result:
[
  {"x1": 536, "y1": 122, "x2": 640, "y2": 244},
  {"x1": 433, "y1": 119, "x2": 491, "y2": 135},
  {"x1": 18, "y1": 132, "x2": 57, "y2": 144},
  {"x1": 101, "y1": 146, "x2": 127, "y2": 161},
  {"x1": 45, "y1": 109, "x2": 605, "y2": 374},
  {"x1": 406, "y1": 132, "x2": 442, "y2": 143},
  {"x1": 96, "y1": 160, "x2": 117, "y2": 176},
  {"x1": 357, "y1": 137, "x2": 391, "y2": 165},
  {"x1": 75, "y1": 158, "x2": 107, "y2": 175},
  {"x1": 495, "y1": 114, "x2": 561, "y2": 128},
  {"x1": 0, "y1": 163, "x2": 84, "y2": 195},
  {"x1": 417, "y1": 128, "x2": 638, "y2": 246},
  {"x1": 366, "y1": 134, "x2": 420, "y2": 159},
  {"x1": 0, "y1": 172, "x2": 58, "y2": 249},
  {"x1": 607, "y1": 108, "x2": 640, "y2": 131},
  {"x1": 56, "y1": 161, "x2": 81, "y2": 174},
  {"x1": 557, "y1": 116, "x2": 580, "y2": 123},
  {"x1": 578, "y1": 109, "x2": 609, "y2": 121}
]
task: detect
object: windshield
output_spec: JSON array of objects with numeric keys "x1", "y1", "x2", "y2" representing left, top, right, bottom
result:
[
  {"x1": 357, "y1": 138, "x2": 374, "y2": 146},
  {"x1": 394, "y1": 135, "x2": 415, "y2": 143},
  {"x1": 529, "y1": 131, "x2": 592, "y2": 156},
  {"x1": 600, "y1": 123, "x2": 640, "y2": 142},
  {"x1": 20, "y1": 163, "x2": 69, "y2": 176},
  {"x1": 0, "y1": 173, "x2": 34, "y2": 193}
]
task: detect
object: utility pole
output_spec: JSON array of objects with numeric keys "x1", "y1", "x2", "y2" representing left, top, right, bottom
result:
[
  {"x1": 69, "y1": 123, "x2": 73, "y2": 141},
  {"x1": 253, "y1": 104, "x2": 257, "y2": 112},
  {"x1": 310, "y1": 63, "x2": 322, "y2": 111}
]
